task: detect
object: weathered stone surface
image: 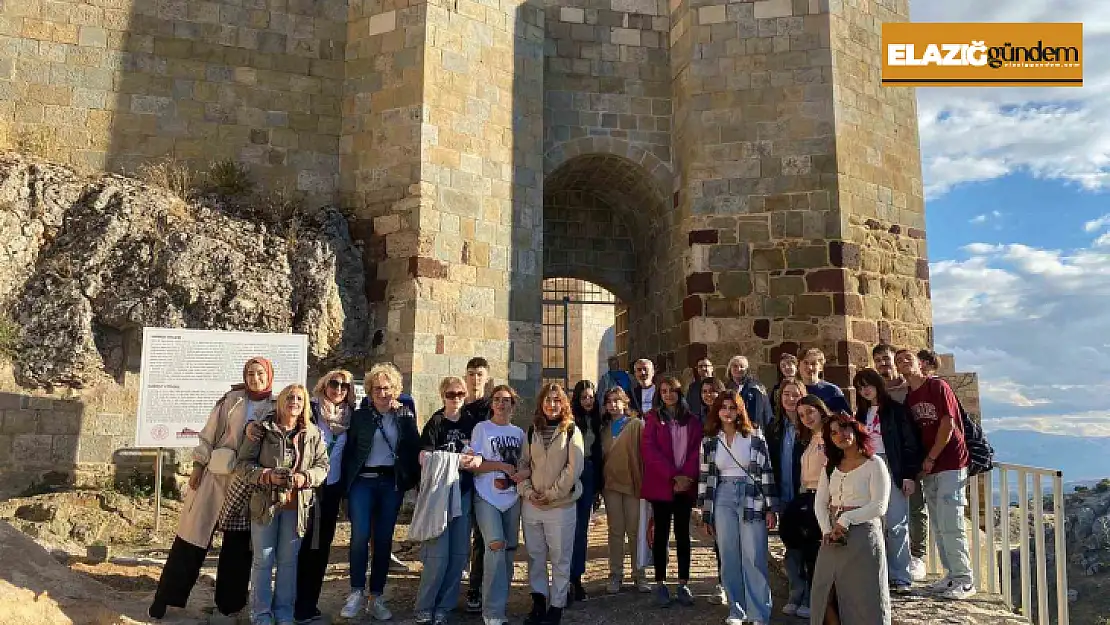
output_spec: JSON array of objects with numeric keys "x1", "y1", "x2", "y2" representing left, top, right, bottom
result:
[{"x1": 0, "y1": 154, "x2": 369, "y2": 388}]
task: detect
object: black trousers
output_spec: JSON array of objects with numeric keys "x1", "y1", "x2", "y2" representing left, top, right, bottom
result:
[
  {"x1": 651, "y1": 495, "x2": 694, "y2": 583},
  {"x1": 295, "y1": 481, "x2": 344, "y2": 620},
  {"x1": 153, "y1": 529, "x2": 251, "y2": 615}
]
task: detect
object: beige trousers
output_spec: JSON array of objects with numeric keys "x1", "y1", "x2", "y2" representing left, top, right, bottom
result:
[{"x1": 602, "y1": 489, "x2": 643, "y2": 582}]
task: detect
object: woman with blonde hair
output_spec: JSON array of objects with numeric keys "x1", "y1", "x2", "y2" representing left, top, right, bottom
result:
[
  {"x1": 294, "y1": 369, "x2": 358, "y2": 623},
  {"x1": 414, "y1": 376, "x2": 483, "y2": 625},
  {"x1": 236, "y1": 383, "x2": 330, "y2": 625},
  {"x1": 340, "y1": 363, "x2": 422, "y2": 621},
  {"x1": 519, "y1": 383, "x2": 585, "y2": 625},
  {"x1": 599, "y1": 386, "x2": 647, "y2": 594}
]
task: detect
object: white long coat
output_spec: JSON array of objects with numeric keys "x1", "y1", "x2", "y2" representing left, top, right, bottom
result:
[{"x1": 175, "y1": 389, "x2": 272, "y2": 547}]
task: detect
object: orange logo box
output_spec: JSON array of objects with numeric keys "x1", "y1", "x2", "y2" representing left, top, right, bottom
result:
[{"x1": 881, "y1": 23, "x2": 1083, "y2": 87}]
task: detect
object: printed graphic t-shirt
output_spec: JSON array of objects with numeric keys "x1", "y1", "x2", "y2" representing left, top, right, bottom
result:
[
  {"x1": 863, "y1": 406, "x2": 886, "y2": 456},
  {"x1": 906, "y1": 377, "x2": 968, "y2": 473},
  {"x1": 421, "y1": 410, "x2": 479, "y2": 493},
  {"x1": 471, "y1": 420, "x2": 525, "y2": 511}
]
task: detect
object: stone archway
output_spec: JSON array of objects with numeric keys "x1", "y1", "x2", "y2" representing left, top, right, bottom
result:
[{"x1": 542, "y1": 142, "x2": 682, "y2": 371}]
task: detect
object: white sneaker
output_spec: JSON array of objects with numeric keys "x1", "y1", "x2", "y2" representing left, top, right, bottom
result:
[
  {"x1": 724, "y1": 619, "x2": 744, "y2": 625},
  {"x1": 637, "y1": 577, "x2": 653, "y2": 593},
  {"x1": 709, "y1": 584, "x2": 727, "y2": 605},
  {"x1": 483, "y1": 619, "x2": 506, "y2": 625},
  {"x1": 340, "y1": 590, "x2": 365, "y2": 619},
  {"x1": 909, "y1": 557, "x2": 927, "y2": 581},
  {"x1": 368, "y1": 596, "x2": 393, "y2": 621},
  {"x1": 782, "y1": 603, "x2": 798, "y2": 615},
  {"x1": 941, "y1": 580, "x2": 976, "y2": 600},
  {"x1": 796, "y1": 605, "x2": 811, "y2": 618}
]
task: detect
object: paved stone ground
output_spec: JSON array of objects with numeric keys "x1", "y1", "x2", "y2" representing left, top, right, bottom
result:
[{"x1": 53, "y1": 505, "x2": 1023, "y2": 625}]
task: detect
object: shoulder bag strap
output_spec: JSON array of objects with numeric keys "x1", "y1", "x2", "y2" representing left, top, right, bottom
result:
[{"x1": 715, "y1": 435, "x2": 770, "y2": 509}]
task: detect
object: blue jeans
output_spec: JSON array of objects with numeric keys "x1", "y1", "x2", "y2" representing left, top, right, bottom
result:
[
  {"x1": 784, "y1": 548, "x2": 810, "y2": 607},
  {"x1": 473, "y1": 496, "x2": 521, "y2": 621},
  {"x1": 250, "y1": 509, "x2": 301, "y2": 625},
  {"x1": 923, "y1": 468, "x2": 973, "y2": 581},
  {"x1": 348, "y1": 475, "x2": 402, "y2": 595},
  {"x1": 570, "y1": 460, "x2": 595, "y2": 581},
  {"x1": 879, "y1": 455, "x2": 913, "y2": 585},
  {"x1": 713, "y1": 478, "x2": 772, "y2": 623},
  {"x1": 416, "y1": 491, "x2": 473, "y2": 615}
]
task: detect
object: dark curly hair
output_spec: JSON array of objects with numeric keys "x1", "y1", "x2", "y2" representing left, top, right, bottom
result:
[{"x1": 822, "y1": 411, "x2": 873, "y2": 472}]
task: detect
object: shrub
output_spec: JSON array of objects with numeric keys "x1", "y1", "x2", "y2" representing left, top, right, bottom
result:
[
  {"x1": 137, "y1": 157, "x2": 197, "y2": 204},
  {"x1": 0, "y1": 310, "x2": 18, "y2": 361},
  {"x1": 206, "y1": 159, "x2": 254, "y2": 198}
]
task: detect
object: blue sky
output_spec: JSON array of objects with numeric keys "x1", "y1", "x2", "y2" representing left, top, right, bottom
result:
[{"x1": 914, "y1": 1, "x2": 1110, "y2": 436}]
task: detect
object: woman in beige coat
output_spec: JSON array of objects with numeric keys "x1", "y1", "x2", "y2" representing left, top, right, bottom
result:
[
  {"x1": 519, "y1": 383, "x2": 585, "y2": 625},
  {"x1": 237, "y1": 383, "x2": 330, "y2": 625},
  {"x1": 149, "y1": 357, "x2": 276, "y2": 621}
]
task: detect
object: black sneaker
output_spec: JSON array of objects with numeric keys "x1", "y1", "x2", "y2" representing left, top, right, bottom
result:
[
  {"x1": 674, "y1": 584, "x2": 695, "y2": 607},
  {"x1": 540, "y1": 606, "x2": 563, "y2": 625},
  {"x1": 466, "y1": 589, "x2": 482, "y2": 614},
  {"x1": 147, "y1": 599, "x2": 166, "y2": 620},
  {"x1": 523, "y1": 593, "x2": 547, "y2": 625},
  {"x1": 572, "y1": 580, "x2": 588, "y2": 603}
]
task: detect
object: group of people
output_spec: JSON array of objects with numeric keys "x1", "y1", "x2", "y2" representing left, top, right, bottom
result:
[{"x1": 146, "y1": 345, "x2": 978, "y2": 625}]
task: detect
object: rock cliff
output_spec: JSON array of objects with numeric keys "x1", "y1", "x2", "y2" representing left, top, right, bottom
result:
[{"x1": 0, "y1": 153, "x2": 369, "y2": 389}]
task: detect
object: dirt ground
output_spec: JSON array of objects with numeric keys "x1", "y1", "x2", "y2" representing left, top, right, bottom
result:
[{"x1": 0, "y1": 490, "x2": 1024, "y2": 625}]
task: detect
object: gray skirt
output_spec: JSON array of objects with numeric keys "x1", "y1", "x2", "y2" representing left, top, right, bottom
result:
[{"x1": 810, "y1": 519, "x2": 891, "y2": 624}]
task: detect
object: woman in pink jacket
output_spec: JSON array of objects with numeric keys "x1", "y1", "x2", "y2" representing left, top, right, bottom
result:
[{"x1": 640, "y1": 375, "x2": 703, "y2": 609}]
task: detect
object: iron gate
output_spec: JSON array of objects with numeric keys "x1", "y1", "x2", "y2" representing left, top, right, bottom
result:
[{"x1": 541, "y1": 278, "x2": 625, "y2": 389}]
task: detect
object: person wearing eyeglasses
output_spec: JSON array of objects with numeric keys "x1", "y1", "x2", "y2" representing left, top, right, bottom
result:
[
  {"x1": 413, "y1": 376, "x2": 484, "y2": 625},
  {"x1": 292, "y1": 369, "x2": 359, "y2": 623},
  {"x1": 340, "y1": 363, "x2": 422, "y2": 621}
]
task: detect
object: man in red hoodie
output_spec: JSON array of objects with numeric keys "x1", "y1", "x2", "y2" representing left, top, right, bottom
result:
[{"x1": 896, "y1": 349, "x2": 975, "y2": 600}]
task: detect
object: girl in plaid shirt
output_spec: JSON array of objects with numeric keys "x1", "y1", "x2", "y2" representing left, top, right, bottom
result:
[{"x1": 695, "y1": 390, "x2": 779, "y2": 625}]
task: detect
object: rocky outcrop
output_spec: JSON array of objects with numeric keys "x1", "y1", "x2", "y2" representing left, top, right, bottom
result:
[{"x1": 0, "y1": 153, "x2": 369, "y2": 389}]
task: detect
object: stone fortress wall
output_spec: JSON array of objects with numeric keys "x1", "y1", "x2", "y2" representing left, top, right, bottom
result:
[{"x1": 0, "y1": 0, "x2": 945, "y2": 490}]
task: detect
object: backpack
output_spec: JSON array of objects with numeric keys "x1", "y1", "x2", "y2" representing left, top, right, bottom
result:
[{"x1": 955, "y1": 396, "x2": 994, "y2": 476}]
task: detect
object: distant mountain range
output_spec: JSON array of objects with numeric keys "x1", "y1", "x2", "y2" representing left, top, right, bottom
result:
[{"x1": 986, "y1": 429, "x2": 1110, "y2": 487}]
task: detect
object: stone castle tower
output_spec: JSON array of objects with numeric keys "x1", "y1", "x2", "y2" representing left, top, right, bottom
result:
[{"x1": 0, "y1": 0, "x2": 930, "y2": 413}]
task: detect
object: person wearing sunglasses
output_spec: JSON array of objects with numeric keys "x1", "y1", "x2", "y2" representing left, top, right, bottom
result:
[
  {"x1": 414, "y1": 376, "x2": 484, "y2": 625},
  {"x1": 293, "y1": 370, "x2": 358, "y2": 623}
]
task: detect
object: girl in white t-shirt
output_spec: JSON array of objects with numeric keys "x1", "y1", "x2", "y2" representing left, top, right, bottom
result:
[{"x1": 469, "y1": 385, "x2": 529, "y2": 625}]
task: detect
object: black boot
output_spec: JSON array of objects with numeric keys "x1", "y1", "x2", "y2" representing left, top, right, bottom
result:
[
  {"x1": 147, "y1": 598, "x2": 166, "y2": 620},
  {"x1": 541, "y1": 606, "x2": 563, "y2": 625},
  {"x1": 523, "y1": 593, "x2": 547, "y2": 625},
  {"x1": 571, "y1": 579, "x2": 588, "y2": 603}
]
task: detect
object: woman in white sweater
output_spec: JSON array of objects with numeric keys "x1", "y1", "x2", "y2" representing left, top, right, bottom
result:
[{"x1": 811, "y1": 412, "x2": 892, "y2": 625}]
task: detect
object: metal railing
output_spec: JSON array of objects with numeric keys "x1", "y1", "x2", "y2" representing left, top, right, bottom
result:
[{"x1": 927, "y1": 463, "x2": 1068, "y2": 624}]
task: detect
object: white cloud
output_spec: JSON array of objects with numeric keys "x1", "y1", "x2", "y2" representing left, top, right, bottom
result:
[
  {"x1": 968, "y1": 210, "x2": 1002, "y2": 225},
  {"x1": 913, "y1": 1, "x2": 1110, "y2": 198},
  {"x1": 982, "y1": 412, "x2": 1110, "y2": 437},
  {"x1": 1084, "y1": 214, "x2": 1110, "y2": 232},
  {"x1": 932, "y1": 227, "x2": 1110, "y2": 432}
]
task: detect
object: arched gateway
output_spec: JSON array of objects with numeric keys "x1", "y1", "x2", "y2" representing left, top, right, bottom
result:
[{"x1": 350, "y1": 0, "x2": 932, "y2": 417}]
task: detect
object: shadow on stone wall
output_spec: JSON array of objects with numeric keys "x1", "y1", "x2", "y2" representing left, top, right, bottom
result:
[
  {"x1": 0, "y1": 391, "x2": 86, "y2": 500},
  {"x1": 0, "y1": 390, "x2": 177, "y2": 502}
]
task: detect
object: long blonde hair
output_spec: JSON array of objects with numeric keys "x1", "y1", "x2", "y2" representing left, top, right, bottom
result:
[
  {"x1": 275, "y1": 384, "x2": 311, "y2": 428},
  {"x1": 312, "y1": 369, "x2": 358, "y2": 410}
]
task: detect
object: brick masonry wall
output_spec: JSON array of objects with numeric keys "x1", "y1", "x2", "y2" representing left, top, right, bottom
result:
[{"x1": 0, "y1": 0, "x2": 346, "y2": 198}]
